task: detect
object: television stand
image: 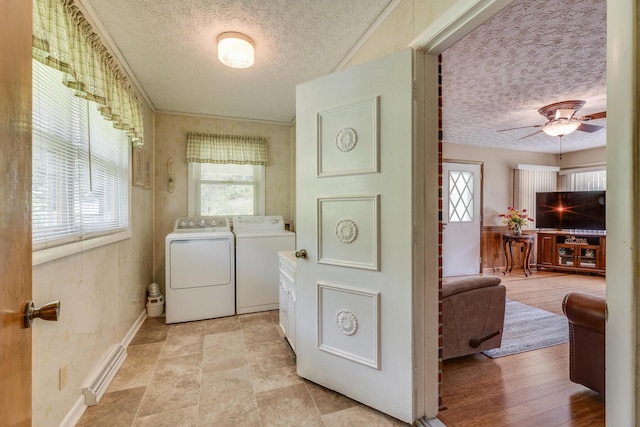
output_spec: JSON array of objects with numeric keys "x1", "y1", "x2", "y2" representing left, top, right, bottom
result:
[{"x1": 536, "y1": 230, "x2": 605, "y2": 275}]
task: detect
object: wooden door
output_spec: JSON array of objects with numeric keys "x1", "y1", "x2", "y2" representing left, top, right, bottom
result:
[
  {"x1": 0, "y1": 1, "x2": 33, "y2": 425},
  {"x1": 295, "y1": 49, "x2": 425, "y2": 423}
]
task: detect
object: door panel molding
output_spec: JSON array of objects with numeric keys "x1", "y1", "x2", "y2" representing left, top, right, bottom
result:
[
  {"x1": 317, "y1": 195, "x2": 380, "y2": 270},
  {"x1": 317, "y1": 96, "x2": 380, "y2": 177},
  {"x1": 317, "y1": 282, "x2": 380, "y2": 369}
]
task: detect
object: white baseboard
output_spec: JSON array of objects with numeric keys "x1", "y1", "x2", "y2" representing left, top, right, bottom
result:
[
  {"x1": 122, "y1": 309, "x2": 148, "y2": 348},
  {"x1": 58, "y1": 396, "x2": 86, "y2": 427},
  {"x1": 59, "y1": 309, "x2": 147, "y2": 426}
]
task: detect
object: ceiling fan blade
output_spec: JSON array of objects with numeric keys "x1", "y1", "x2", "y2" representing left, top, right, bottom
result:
[
  {"x1": 497, "y1": 124, "x2": 543, "y2": 132},
  {"x1": 518, "y1": 130, "x2": 543, "y2": 140},
  {"x1": 577, "y1": 123, "x2": 604, "y2": 133},
  {"x1": 577, "y1": 111, "x2": 607, "y2": 121}
]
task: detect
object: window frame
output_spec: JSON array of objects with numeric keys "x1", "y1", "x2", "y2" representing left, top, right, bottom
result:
[{"x1": 187, "y1": 162, "x2": 265, "y2": 216}]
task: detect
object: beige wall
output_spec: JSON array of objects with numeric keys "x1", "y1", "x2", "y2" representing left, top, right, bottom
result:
[
  {"x1": 153, "y1": 113, "x2": 292, "y2": 290},
  {"x1": 32, "y1": 104, "x2": 155, "y2": 427},
  {"x1": 443, "y1": 143, "x2": 558, "y2": 226},
  {"x1": 343, "y1": 0, "x2": 458, "y2": 69},
  {"x1": 559, "y1": 146, "x2": 606, "y2": 168}
]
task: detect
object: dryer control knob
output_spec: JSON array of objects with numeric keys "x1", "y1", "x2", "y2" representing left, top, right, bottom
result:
[
  {"x1": 180, "y1": 220, "x2": 187, "y2": 227},
  {"x1": 199, "y1": 219, "x2": 206, "y2": 227},
  {"x1": 271, "y1": 218, "x2": 279, "y2": 224},
  {"x1": 188, "y1": 220, "x2": 195, "y2": 226},
  {"x1": 210, "y1": 220, "x2": 217, "y2": 226}
]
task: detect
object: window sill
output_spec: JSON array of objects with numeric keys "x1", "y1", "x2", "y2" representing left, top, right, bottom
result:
[{"x1": 32, "y1": 229, "x2": 131, "y2": 266}]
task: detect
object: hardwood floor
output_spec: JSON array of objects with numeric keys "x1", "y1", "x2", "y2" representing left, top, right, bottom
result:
[{"x1": 440, "y1": 270, "x2": 606, "y2": 426}]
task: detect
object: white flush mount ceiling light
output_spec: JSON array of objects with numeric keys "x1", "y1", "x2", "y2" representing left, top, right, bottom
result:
[{"x1": 217, "y1": 32, "x2": 254, "y2": 69}]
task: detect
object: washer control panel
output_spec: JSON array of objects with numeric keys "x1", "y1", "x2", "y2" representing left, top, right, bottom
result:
[
  {"x1": 232, "y1": 215, "x2": 286, "y2": 232},
  {"x1": 173, "y1": 216, "x2": 230, "y2": 232}
]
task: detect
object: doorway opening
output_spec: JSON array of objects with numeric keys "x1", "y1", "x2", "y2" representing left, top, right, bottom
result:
[{"x1": 421, "y1": 0, "x2": 610, "y2": 424}]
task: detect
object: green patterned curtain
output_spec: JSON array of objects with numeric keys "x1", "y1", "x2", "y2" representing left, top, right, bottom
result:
[
  {"x1": 186, "y1": 133, "x2": 268, "y2": 166},
  {"x1": 32, "y1": 0, "x2": 144, "y2": 146}
]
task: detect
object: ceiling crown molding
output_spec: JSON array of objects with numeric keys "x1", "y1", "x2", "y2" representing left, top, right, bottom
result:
[
  {"x1": 410, "y1": 0, "x2": 513, "y2": 54},
  {"x1": 76, "y1": 0, "x2": 155, "y2": 110},
  {"x1": 333, "y1": 0, "x2": 402, "y2": 72}
]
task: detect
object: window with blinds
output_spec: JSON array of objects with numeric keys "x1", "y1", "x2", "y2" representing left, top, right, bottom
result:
[
  {"x1": 560, "y1": 167, "x2": 607, "y2": 191},
  {"x1": 32, "y1": 59, "x2": 129, "y2": 250}
]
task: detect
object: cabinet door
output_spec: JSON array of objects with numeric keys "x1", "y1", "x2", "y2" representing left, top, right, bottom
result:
[
  {"x1": 577, "y1": 245, "x2": 600, "y2": 269},
  {"x1": 287, "y1": 288, "x2": 296, "y2": 353},
  {"x1": 278, "y1": 277, "x2": 288, "y2": 336},
  {"x1": 537, "y1": 234, "x2": 555, "y2": 266},
  {"x1": 556, "y1": 244, "x2": 576, "y2": 267}
]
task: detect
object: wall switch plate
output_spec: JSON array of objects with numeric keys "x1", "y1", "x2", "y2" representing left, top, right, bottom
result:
[{"x1": 59, "y1": 364, "x2": 68, "y2": 390}]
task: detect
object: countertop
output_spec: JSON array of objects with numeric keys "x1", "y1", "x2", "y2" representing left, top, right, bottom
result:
[{"x1": 278, "y1": 250, "x2": 297, "y2": 266}]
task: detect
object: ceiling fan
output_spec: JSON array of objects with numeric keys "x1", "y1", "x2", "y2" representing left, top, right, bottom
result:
[{"x1": 497, "y1": 100, "x2": 606, "y2": 140}]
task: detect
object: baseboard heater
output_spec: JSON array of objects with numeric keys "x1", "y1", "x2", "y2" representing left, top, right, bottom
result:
[{"x1": 82, "y1": 344, "x2": 127, "y2": 406}]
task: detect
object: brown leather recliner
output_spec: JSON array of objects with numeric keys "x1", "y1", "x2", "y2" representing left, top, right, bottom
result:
[
  {"x1": 442, "y1": 276, "x2": 506, "y2": 360},
  {"x1": 562, "y1": 292, "x2": 606, "y2": 395}
]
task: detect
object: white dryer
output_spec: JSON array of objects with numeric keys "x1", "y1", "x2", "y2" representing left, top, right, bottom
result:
[
  {"x1": 233, "y1": 216, "x2": 295, "y2": 314},
  {"x1": 165, "y1": 216, "x2": 235, "y2": 324}
]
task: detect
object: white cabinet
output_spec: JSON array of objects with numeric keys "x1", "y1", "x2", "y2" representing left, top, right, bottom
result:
[{"x1": 278, "y1": 250, "x2": 297, "y2": 353}]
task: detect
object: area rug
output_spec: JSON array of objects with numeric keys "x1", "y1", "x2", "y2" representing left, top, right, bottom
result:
[{"x1": 482, "y1": 299, "x2": 569, "y2": 358}]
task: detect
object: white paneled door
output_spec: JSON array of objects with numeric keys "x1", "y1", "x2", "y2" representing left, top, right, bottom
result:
[
  {"x1": 442, "y1": 162, "x2": 481, "y2": 276},
  {"x1": 295, "y1": 49, "x2": 425, "y2": 423}
]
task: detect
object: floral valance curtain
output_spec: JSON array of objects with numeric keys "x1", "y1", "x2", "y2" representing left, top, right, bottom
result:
[
  {"x1": 186, "y1": 132, "x2": 268, "y2": 166},
  {"x1": 32, "y1": 0, "x2": 144, "y2": 145}
]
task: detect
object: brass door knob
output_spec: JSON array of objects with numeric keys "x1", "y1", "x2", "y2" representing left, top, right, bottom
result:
[
  {"x1": 23, "y1": 300, "x2": 60, "y2": 328},
  {"x1": 295, "y1": 249, "x2": 308, "y2": 259}
]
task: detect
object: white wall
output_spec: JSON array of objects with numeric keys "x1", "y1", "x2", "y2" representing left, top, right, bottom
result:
[{"x1": 31, "y1": 104, "x2": 155, "y2": 427}]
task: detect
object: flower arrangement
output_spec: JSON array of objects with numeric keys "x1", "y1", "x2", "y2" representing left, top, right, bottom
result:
[{"x1": 499, "y1": 206, "x2": 534, "y2": 230}]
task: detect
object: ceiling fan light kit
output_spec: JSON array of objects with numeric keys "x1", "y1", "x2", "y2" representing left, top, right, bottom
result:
[
  {"x1": 497, "y1": 99, "x2": 605, "y2": 141},
  {"x1": 542, "y1": 119, "x2": 581, "y2": 137},
  {"x1": 217, "y1": 32, "x2": 254, "y2": 69}
]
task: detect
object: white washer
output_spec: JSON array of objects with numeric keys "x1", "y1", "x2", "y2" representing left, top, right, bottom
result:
[
  {"x1": 165, "y1": 216, "x2": 235, "y2": 324},
  {"x1": 233, "y1": 215, "x2": 295, "y2": 314}
]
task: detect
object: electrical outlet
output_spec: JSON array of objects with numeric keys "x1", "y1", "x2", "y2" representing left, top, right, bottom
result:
[{"x1": 59, "y1": 364, "x2": 68, "y2": 390}]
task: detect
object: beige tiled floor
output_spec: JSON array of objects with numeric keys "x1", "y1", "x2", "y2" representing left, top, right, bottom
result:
[{"x1": 77, "y1": 311, "x2": 409, "y2": 426}]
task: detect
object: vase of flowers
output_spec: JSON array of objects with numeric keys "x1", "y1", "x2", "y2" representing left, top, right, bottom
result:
[{"x1": 499, "y1": 206, "x2": 534, "y2": 235}]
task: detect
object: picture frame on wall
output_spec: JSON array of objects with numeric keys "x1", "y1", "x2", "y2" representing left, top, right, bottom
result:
[
  {"x1": 143, "y1": 151, "x2": 152, "y2": 189},
  {"x1": 132, "y1": 147, "x2": 144, "y2": 187}
]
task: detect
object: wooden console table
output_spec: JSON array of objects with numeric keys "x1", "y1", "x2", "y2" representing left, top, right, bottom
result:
[
  {"x1": 537, "y1": 231, "x2": 606, "y2": 275},
  {"x1": 502, "y1": 233, "x2": 535, "y2": 277}
]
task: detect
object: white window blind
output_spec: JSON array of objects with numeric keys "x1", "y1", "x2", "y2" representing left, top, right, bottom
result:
[
  {"x1": 513, "y1": 165, "x2": 559, "y2": 230},
  {"x1": 32, "y1": 59, "x2": 129, "y2": 250},
  {"x1": 559, "y1": 167, "x2": 606, "y2": 191}
]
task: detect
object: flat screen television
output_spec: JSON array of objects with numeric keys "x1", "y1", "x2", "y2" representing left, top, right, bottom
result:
[{"x1": 535, "y1": 191, "x2": 606, "y2": 230}]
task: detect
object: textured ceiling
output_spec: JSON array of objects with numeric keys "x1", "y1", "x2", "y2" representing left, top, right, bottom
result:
[
  {"x1": 84, "y1": 0, "x2": 606, "y2": 153},
  {"x1": 442, "y1": 0, "x2": 607, "y2": 154},
  {"x1": 84, "y1": 0, "x2": 394, "y2": 123}
]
